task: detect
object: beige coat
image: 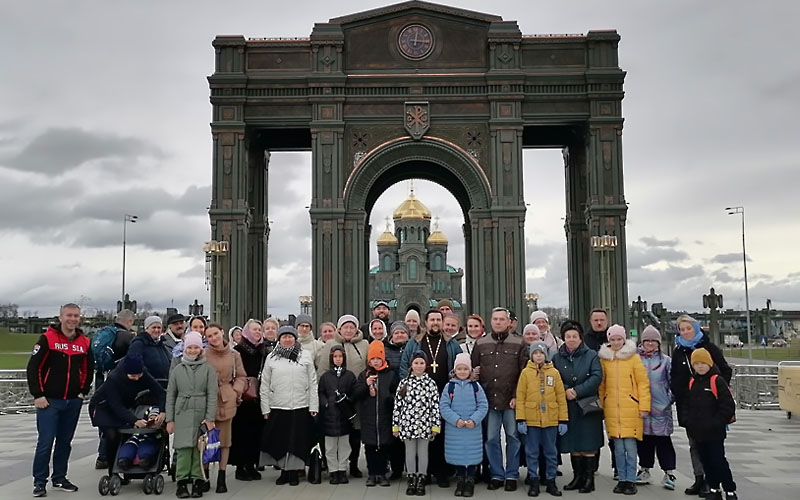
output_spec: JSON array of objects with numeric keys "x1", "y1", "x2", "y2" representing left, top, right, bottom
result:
[{"x1": 204, "y1": 344, "x2": 247, "y2": 422}]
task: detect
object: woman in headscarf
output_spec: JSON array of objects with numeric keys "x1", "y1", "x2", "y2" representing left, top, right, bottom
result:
[
  {"x1": 260, "y1": 326, "x2": 319, "y2": 486},
  {"x1": 670, "y1": 315, "x2": 731, "y2": 497},
  {"x1": 369, "y1": 318, "x2": 388, "y2": 342},
  {"x1": 404, "y1": 310, "x2": 421, "y2": 338},
  {"x1": 230, "y1": 319, "x2": 268, "y2": 481},
  {"x1": 203, "y1": 323, "x2": 247, "y2": 493},
  {"x1": 530, "y1": 311, "x2": 564, "y2": 353}
]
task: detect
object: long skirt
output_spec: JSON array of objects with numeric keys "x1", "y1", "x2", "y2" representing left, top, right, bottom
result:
[
  {"x1": 260, "y1": 408, "x2": 314, "y2": 470},
  {"x1": 229, "y1": 399, "x2": 262, "y2": 466}
]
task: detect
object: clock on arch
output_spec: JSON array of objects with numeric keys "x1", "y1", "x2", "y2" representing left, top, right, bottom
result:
[{"x1": 398, "y1": 24, "x2": 434, "y2": 60}]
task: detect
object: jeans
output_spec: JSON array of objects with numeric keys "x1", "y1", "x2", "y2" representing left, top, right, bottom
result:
[
  {"x1": 612, "y1": 438, "x2": 637, "y2": 482},
  {"x1": 637, "y1": 435, "x2": 676, "y2": 471},
  {"x1": 33, "y1": 398, "x2": 83, "y2": 486},
  {"x1": 525, "y1": 426, "x2": 558, "y2": 480},
  {"x1": 696, "y1": 440, "x2": 736, "y2": 492},
  {"x1": 686, "y1": 431, "x2": 705, "y2": 476},
  {"x1": 485, "y1": 409, "x2": 520, "y2": 480}
]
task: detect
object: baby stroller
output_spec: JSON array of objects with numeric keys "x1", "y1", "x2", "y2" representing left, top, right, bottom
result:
[{"x1": 98, "y1": 405, "x2": 171, "y2": 496}]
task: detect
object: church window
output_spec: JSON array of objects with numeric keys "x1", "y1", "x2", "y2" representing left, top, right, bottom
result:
[
  {"x1": 383, "y1": 255, "x2": 392, "y2": 271},
  {"x1": 408, "y1": 258, "x2": 418, "y2": 280},
  {"x1": 433, "y1": 254, "x2": 443, "y2": 270}
]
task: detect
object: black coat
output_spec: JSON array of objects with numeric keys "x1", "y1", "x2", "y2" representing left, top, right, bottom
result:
[
  {"x1": 670, "y1": 337, "x2": 732, "y2": 427},
  {"x1": 127, "y1": 331, "x2": 171, "y2": 383},
  {"x1": 383, "y1": 340, "x2": 406, "y2": 384},
  {"x1": 88, "y1": 364, "x2": 166, "y2": 429},
  {"x1": 318, "y1": 368, "x2": 357, "y2": 437},
  {"x1": 353, "y1": 367, "x2": 398, "y2": 448},
  {"x1": 682, "y1": 366, "x2": 735, "y2": 442},
  {"x1": 230, "y1": 338, "x2": 268, "y2": 466},
  {"x1": 584, "y1": 329, "x2": 606, "y2": 352},
  {"x1": 552, "y1": 342, "x2": 605, "y2": 453}
]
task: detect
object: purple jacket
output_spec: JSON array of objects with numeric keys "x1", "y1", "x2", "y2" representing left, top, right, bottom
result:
[{"x1": 639, "y1": 347, "x2": 673, "y2": 436}]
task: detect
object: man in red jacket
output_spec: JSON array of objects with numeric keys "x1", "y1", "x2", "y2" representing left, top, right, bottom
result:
[{"x1": 26, "y1": 303, "x2": 93, "y2": 497}]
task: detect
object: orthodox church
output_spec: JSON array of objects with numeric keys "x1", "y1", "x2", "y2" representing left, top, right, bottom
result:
[{"x1": 368, "y1": 189, "x2": 464, "y2": 316}]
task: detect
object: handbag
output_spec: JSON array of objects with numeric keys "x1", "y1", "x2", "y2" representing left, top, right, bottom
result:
[
  {"x1": 307, "y1": 446, "x2": 323, "y2": 484},
  {"x1": 240, "y1": 353, "x2": 266, "y2": 401},
  {"x1": 576, "y1": 395, "x2": 603, "y2": 416},
  {"x1": 202, "y1": 428, "x2": 222, "y2": 464}
]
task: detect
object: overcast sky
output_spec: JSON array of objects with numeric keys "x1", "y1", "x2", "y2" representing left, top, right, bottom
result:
[{"x1": 0, "y1": 0, "x2": 798, "y2": 321}]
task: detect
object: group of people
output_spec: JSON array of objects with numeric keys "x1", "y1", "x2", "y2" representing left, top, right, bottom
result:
[{"x1": 25, "y1": 300, "x2": 738, "y2": 500}]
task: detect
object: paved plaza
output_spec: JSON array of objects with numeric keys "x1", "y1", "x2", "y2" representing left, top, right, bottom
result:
[{"x1": 0, "y1": 410, "x2": 797, "y2": 499}]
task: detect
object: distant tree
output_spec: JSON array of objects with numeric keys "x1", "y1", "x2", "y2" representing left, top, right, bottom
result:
[{"x1": 0, "y1": 303, "x2": 19, "y2": 319}]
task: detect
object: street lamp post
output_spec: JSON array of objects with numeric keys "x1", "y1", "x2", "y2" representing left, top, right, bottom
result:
[
  {"x1": 203, "y1": 240, "x2": 230, "y2": 322},
  {"x1": 725, "y1": 206, "x2": 752, "y2": 363},
  {"x1": 524, "y1": 292, "x2": 539, "y2": 321},
  {"x1": 631, "y1": 295, "x2": 647, "y2": 339},
  {"x1": 590, "y1": 235, "x2": 618, "y2": 314},
  {"x1": 299, "y1": 296, "x2": 313, "y2": 315},
  {"x1": 122, "y1": 214, "x2": 138, "y2": 302}
]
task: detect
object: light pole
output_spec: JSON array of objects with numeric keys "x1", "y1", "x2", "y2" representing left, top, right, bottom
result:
[
  {"x1": 725, "y1": 206, "x2": 752, "y2": 363},
  {"x1": 122, "y1": 214, "x2": 138, "y2": 302},
  {"x1": 524, "y1": 292, "x2": 539, "y2": 320},
  {"x1": 591, "y1": 234, "x2": 618, "y2": 313},
  {"x1": 299, "y1": 296, "x2": 313, "y2": 315},
  {"x1": 203, "y1": 240, "x2": 229, "y2": 322}
]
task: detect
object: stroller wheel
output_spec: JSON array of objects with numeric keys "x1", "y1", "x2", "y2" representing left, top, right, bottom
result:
[
  {"x1": 109, "y1": 474, "x2": 122, "y2": 496},
  {"x1": 98, "y1": 475, "x2": 110, "y2": 496},
  {"x1": 143, "y1": 474, "x2": 154, "y2": 495},
  {"x1": 154, "y1": 475, "x2": 165, "y2": 495}
]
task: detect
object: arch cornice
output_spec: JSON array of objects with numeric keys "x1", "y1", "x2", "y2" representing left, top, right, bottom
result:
[{"x1": 343, "y1": 136, "x2": 493, "y2": 213}]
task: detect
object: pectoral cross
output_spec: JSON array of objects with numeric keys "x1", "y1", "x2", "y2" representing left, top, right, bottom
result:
[{"x1": 431, "y1": 361, "x2": 439, "y2": 373}]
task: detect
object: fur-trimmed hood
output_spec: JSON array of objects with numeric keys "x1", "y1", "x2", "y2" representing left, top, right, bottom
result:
[{"x1": 598, "y1": 339, "x2": 637, "y2": 361}]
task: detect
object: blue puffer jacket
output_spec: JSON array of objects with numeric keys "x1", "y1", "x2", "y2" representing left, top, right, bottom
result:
[
  {"x1": 127, "y1": 331, "x2": 171, "y2": 383},
  {"x1": 639, "y1": 347, "x2": 674, "y2": 436},
  {"x1": 439, "y1": 378, "x2": 489, "y2": 466}
]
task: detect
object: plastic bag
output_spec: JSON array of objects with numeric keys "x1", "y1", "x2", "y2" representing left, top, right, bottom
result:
[{"x1": 202, "y1": 428, "x2": 221, "y2": 464}]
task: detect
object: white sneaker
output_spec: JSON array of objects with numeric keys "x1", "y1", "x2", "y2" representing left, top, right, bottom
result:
[
  {"x1": 662, "y1": 471, "x2": 676, "y2": 490},
  {"x1": 635, "y1": 469, "x2": 651, "y2": 484}
]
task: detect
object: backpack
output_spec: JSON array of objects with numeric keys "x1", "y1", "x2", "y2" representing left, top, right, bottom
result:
[
  {"x1": 92, "y1": 326, "x2": 119, "y2": 373},
  {"x1": 689, "y1": 374, "x2": 736, "y2": 424},
  {"x1": 447, "y1": 380, "x2": 480, "y2": 404}
]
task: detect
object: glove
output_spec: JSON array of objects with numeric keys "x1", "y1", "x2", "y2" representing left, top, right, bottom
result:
[
  {"x1": 558, "y1": 423, "x2": 568, "y2": 436},
  {"x1": 516, "y1": 421, "x2": 527, "y2": 436}
]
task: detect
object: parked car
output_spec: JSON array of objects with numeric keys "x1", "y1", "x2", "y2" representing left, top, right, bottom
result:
[{"x1": 772, "y1": 339, "x2": 787, "y2": 348}]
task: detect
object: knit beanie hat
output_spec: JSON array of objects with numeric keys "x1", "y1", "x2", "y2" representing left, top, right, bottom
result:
[
  {"x1": 277, "y1": 325, "x2": 297, "y2": 340},
  {"x1": 411, "y1": 350, "x2": 429, "y2": 364},
  {"x1": 144, "y1": 315, "x2": 162, "y2": 330},
  {"x1": 437, "y1": 299, "x2": 454, "y2": 310},
  {"x1": 530, "y1": 310, "x2": 549, "y2": 324},
  {"x1": 123, "y1": 354, "x2": 144, "y2": 374},
  {"x1": 390, "y1": 320, "x2": 410, "y2": 335},
  {"x1": 528, "y1": 340, "x2": 550, "y2": 361},
  {"x1": 523, "y1": 323, "x2": 541, "y2": 337},
  {"x1": 641, "y1": 325, "x2": 662, "y2": 344},
  {"x1": 184, "y1": 331, "x2": 203, "y2": 349},
  {"x1": 367, "y1": 340, "x2": 387, "y2": 369},
  {"x1": 691, "y1": 348, "x2": 714, "y2": 367},
  {"x1": 607, "y1": 324, "x2": 627, "y2": 341},
  {"x1": 454, "y1": 352, "x2": 472, "y2": 371},
  {"x1": 295, "y1": 314, "x2": 313, "y2": 327},
  {"x1": 405, "y1": 310, "x2": 420, "y2": 323},
  {"x1": 337, "y1": 314, "x2": 359, "y2": 330}
]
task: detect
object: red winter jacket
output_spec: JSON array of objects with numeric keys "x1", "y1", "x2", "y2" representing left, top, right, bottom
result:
[{"x1": 26, "y1": 325, "x2": 93, "y2": 400}]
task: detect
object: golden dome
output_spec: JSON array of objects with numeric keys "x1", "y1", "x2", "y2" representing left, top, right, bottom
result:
[
  {"x1": 377, "y1": 218, "x2": 398, "y2": 245},
  {"x1": 393, "y1": 190, "x2": 432, "y2": 220},
  {"x1": 427, "y1": 229, "x2": 448, "y2": 245}
]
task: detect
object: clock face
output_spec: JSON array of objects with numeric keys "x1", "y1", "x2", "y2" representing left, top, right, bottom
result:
[{"x1": 398, "y1": 24, "x2": 434, "y2": 60}]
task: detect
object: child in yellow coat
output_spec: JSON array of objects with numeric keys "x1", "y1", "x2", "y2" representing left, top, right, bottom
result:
[
  {"x1": 516, "y1": 341, "x2": 568, "y2": 497},
  {"x1": 598, "y1": 325, "x2": 651, "y2": 495}
]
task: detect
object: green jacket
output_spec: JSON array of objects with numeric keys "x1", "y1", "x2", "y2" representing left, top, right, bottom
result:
[{"x1": 166, "y1": 356, "x2": 218, "y2": 449}]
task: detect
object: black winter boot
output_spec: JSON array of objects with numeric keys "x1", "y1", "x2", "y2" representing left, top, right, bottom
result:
[
  {"x1": 416, "y1": 473, "x2": 427, "y2": 496},
  {"x1": 215, "y1": 470, "x2": 227, "y2": 493},
  {"x1": 190, "y1": 479, "x2": 204, "y2": 498},
  {"x1": 545, "y1": 478, "x2": 562, "y2": 497},
  {"x1": 454, "y1": 475, "x2": 465, "y2": 496},
  {"x1": 176, "y1": 480, "x2": 190, "y2": 499},
  {"x1": 406, "y1": 474, "x2": 417, "y2": 496},
  {"x1": 527, "y1": 477, "x2": 540, "y2": 497},
  {"x1": 275, "y1": 470, "x2": 290, "y2": 485},
  {"x1": 289, "y1": 470, "x2": 300, "y2": 486},
  {"x1": 579, "y1": 458, "x2": 595, "y2": 493},
  {"x1": 563, "y1": 456, "x2": 583, "y2": 491},
  {"x1": 463, "y1": 476, "x2": 475, "y2": 497},
  {"x1": 685, "y1": 475, "x2": 704, "y2": 495},
  {"x1": 235, "y1": 465, "x2": 251, "y2": 481}
]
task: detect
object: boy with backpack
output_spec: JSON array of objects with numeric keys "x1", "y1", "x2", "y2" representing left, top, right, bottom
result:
[
  {"x1": 683, "y1": 348, "x2": 737, "y2": 500},
  {"x1": 439, "y1": 353, "x2": 488, "y2": 497}
]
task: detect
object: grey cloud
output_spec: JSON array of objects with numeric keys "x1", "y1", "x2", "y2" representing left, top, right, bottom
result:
[
  {"x1": 178, "y1": 264, "x2": 206, "y2": 279},
  {"x1": 4, "y1": 127, "x2": 166, "y2": 174},
  {"x1": 0, "y1": 175, "x2": 82, "y2": 230},
  {"x1": 72, "y1": 184, "x2": 211, "y2": 223},
  {"x1": 640, "y1": 236, "x2": 678, "y2": 247},
  {"x1": 710, "y1": 253, "x2": 751, "y2": 264},
  {"x1": 627, "y1": 246, "x2": 689, "y2": 268}
]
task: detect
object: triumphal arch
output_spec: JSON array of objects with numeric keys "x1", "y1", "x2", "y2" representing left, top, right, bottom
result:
[{"x1": 208, "y1": 1, "x2": 629, "y2": 326}]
